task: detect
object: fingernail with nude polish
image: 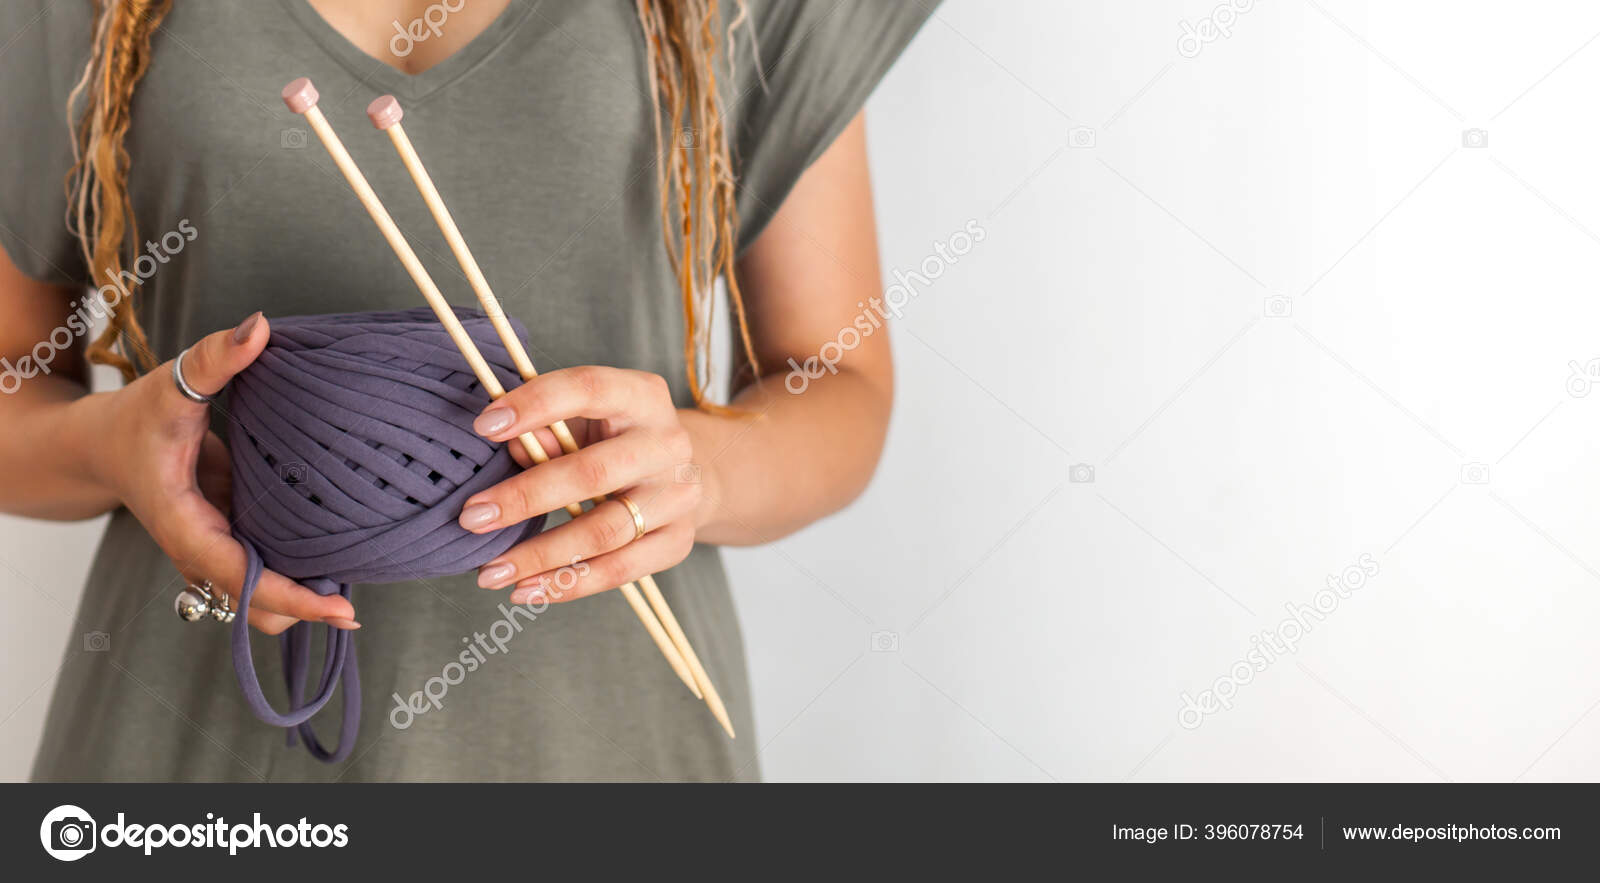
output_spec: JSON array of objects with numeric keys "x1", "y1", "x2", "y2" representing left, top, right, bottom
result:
[
  {"x1": 473, "y1": 408, "x2": 513, "y2": 437},
  {"x1": 459, "y1": 502, "x2": 500, "y2": 530},
  {"x1": 233, "y1": 311, "x2": 262, "y2": 345},
  {"x1": 478, "y1": 561, "x2": 516, "y2": 588},
  {"x1": 324, "y1": 617, "x2": 361, "y2": 630}
]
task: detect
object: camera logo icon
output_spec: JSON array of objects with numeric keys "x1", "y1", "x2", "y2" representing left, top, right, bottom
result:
[
  {"x1": 278, "y1": 462, "x2": 308, "y2": 486},
  {"x1": 1068, "y1": 126, "x2": 1097, "y2": 149},
  {"x1": 40, "y1": 804, "x2": 96, "y2": 861},
  {"x1": 870, "y1": 630, "x2": 899, "y2": 653},
  {"x1": 281, "y1": 127, "x2": 308, "y2": 149},
  {"x1": 83, "y1": 631, "x2": 110, "y2": 652},
  {"x1": 1462, "y1": 128, "x2": 1489, "y2": 149},
  {"x1": 1069, "y1": 463, "x2": 1096, "y2": 484},
  {"x1": 1263, "y1": 295, "x2": 1293, "y2": 318},
  {"x1": 674, "y1": 463, "x2": 702, "y2": 484},
  {"x1": 1460, "y1": 462, "x2": 1491, "y2": 485}
]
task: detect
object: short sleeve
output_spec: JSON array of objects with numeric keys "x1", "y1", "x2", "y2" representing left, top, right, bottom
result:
[
  {"x1": 731, "y1": 0, "x2": 937, "y2": 253},
  {"x1": 0, "y1": 0, "x2": 94, "y2": 285}
]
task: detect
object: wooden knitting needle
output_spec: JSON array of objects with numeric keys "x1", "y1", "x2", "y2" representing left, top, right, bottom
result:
[
  {"x1": 281, "y1": 78, "x2": 701, "y2": 698},
  {"x1": 367, "y1": 95, "x2": 736, "y2": 739}
]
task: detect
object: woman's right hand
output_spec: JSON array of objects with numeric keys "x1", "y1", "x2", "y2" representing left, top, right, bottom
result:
[{"x1": 60, "y1": 313, "x2": 359, "y2": 634}]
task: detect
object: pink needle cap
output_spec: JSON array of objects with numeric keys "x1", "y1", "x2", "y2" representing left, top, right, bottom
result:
[
  {"x1": 281, "y1": 77, "x2": 319, "y2": 114},
  {"x1": 367, "y1": 95, "x2": 404, "y2": 130}
]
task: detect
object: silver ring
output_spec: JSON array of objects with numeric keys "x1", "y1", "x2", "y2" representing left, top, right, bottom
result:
[
  {"x1": 171, "y1": 347, "x2": 213, "y2": 404},
  {"x1": 174, "y1": 579, "x2": 234, "y2": 624}
]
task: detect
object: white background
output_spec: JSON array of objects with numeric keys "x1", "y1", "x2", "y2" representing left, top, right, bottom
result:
[{"x1": 8, "y1": 0, "x2": 1600, "y2": 781}]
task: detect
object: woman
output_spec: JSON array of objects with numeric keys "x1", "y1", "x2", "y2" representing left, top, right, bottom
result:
[{"x1": 0, "y1": 0, "x2": 930, "y2": 781}]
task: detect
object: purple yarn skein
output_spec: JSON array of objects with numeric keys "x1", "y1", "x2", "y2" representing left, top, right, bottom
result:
[{"x1": 224, "y1": 307, "x2": 545, "y2": 762}]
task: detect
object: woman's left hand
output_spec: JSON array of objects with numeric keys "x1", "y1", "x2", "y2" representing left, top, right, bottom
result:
[{"x1": 457, "y1": 366, "x2": 706, "y2": 604}]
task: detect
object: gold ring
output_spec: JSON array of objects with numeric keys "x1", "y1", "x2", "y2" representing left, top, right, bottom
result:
[{"x1": 616, "y1": 494, "x2": 647, "y2": 541}]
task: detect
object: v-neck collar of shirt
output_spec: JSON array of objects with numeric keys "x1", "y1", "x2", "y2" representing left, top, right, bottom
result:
[{"x1": 278, "y1": 0, "x2": 541, "y2": 102}]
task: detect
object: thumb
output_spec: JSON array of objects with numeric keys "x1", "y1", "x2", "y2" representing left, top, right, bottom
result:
[{"x1": 177, "y1": 311, "x2": 269, "y2": 398}]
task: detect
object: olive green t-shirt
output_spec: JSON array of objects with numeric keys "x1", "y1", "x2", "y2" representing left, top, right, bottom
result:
[{"x1": 1, "y1": 0, "x2": 932, "y2": 782}]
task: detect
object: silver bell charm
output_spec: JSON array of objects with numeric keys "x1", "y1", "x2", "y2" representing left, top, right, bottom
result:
[
  {"x1": 175, "y1": 579, "x2": 229, "y2": 623},
  {"x1": 174, "y1": 587, "x2": 211, "y2": 622}
]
